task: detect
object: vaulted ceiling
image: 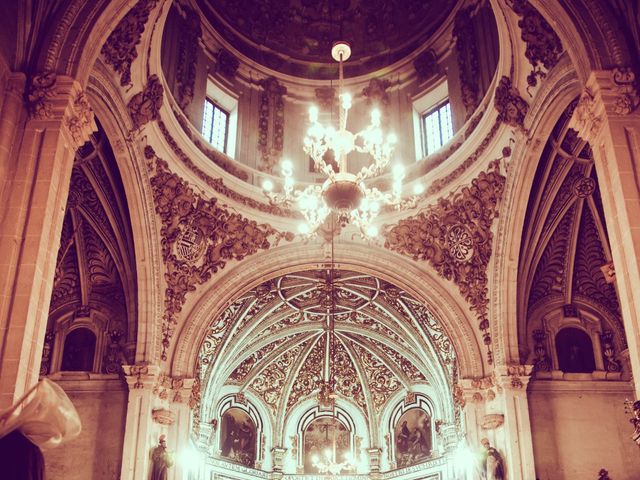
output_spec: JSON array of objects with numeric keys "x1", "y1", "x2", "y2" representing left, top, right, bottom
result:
[
  {"x1": 198, "y1": 270, "x2": 457, "y2": 422},
  {"x1": 518, "y1": 101, "x2": 625, "y2": 347}
]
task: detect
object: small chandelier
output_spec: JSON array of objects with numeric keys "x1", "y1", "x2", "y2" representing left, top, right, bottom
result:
[{"x1": 262, "y1": 41, "x2": 420, "y2": 238}]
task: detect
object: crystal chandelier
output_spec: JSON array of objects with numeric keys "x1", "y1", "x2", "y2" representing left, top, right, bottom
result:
[{"x1": 262, "y1": 41, "x2": 420, "y2": 238}]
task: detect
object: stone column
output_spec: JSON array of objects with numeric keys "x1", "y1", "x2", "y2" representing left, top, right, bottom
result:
[
  {"x1": 271, "y1": 446, "x2": 287, "y2": 479},
  {"x1": 0, "y1": 73, "x2": 96, "y2": 408},
  {"x1": 570, "y1": 68, "x2": 640, "y2": 397},
  {"x1": 368, "y1": 447, "x2": 382, "y2": 479},
  {"x1": 120, "y1": 364, "x2": 161, "y2": 480},
  {"x1": 168, "y1": 379, "x2": 196, "y2": 480},
  {"x1": 494, "y1": 365, "x2": 534, "y2": 479}
]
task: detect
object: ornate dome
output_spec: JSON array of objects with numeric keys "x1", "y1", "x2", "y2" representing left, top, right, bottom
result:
[
  {"x1": 198, "y1": 269, "x2": 457, "y2": 422},
  {"x1": 196, "y1": 0, "x2": 458, "y2": 78}
]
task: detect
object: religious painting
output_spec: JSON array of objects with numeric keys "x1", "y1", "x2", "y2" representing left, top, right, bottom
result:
[
  {"x1": 394, "y1": 408, "x2": 432, "y2": 468},
  {"x1": 303, "y1": 417, "x2": 352, "y2": 473},
  {"x1": 220, "y1": 408, "x2": 256, "y2": 467}
]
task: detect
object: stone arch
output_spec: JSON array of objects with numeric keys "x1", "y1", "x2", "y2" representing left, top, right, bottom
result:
[{"x1": 170, "y1": 241, "x2": 485, "y2": 380}]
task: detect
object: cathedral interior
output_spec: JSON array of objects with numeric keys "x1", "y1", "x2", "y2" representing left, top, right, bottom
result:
[{"x1": 1, "y1": 0, "x2": 640, "y2": 479}]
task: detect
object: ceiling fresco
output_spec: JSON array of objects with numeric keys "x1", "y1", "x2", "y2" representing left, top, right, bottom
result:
[{"x1": 196, "y1": 0, "x2": 458, "y2": 78}]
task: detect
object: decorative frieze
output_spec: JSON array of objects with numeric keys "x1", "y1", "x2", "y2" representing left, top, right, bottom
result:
[
  {"x1": 384, "y1": 161, "x2": 506, "y2": 362},
  {"x1": 101, "y1": 0, "x2": 159, "y2": 86}
]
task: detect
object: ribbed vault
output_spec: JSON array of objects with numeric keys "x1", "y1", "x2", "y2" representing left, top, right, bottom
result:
[{"x1": 197, "y1": 269, "x2": 457, "y2": 430}]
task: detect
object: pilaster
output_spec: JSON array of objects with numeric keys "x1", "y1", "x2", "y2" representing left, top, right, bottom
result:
[
  {"x1": 571, "y1": 67, "x2": 640, "y2": 396},
  {"x1": 0, "y1": 73, "x2": 96, "y2": 408}
]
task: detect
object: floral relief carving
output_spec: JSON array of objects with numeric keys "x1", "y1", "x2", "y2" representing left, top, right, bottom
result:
[
  {"x1": 494, "y1": 76, "x2": 529, "y2": 128},
  {"x1": 286, "y1": 335, "x2": 325, "y2": 410},
  {"x1": 128, "y1": 75, "x2": 164, "y2": 129},
  {"x1": 65, "y1": 91, "x2": 95, "y2": 147},
  {"x1": 611, "y1": 67, "x2": 640, "y2": 115},
  {"x1": 146, "y1": 147, "x2": 289, "y2": 360},
  {"x1": 257, "y1": 77, "x2": 287, "y2": 173},
  {"x1": 101, "y1": 0, "x2": 159, "y2": 86},
  {"x1": 508, "y1": 0, "x2": 563, "y2": 89},
  {"x1": 383, "y1": 161, "x2": 506, "y2": 363},
  {"x1": 26, "y1": 72, "x2": 57, "y2": 119},
  {"x1": 175, "y1": 6, "x2": 201, "y2": 110},
  {"x1": 362, "y1": 78, "x2": 391, "y2": 107}
]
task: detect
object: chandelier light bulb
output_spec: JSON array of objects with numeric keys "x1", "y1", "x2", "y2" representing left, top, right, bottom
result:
[
  {"x1": 387, "y1": 133, "x2": 397, "y2": 144},
  {"x1": 366, "y1": 225, "x2": 379, "y2": 237},
  {"x1": 341, "y1": 92, "x2": 352, "y2": 110},
  {"x1": 371, "y1": 108, "x2": 381, "y2": 125},
  {"x1": 413, "y1": 183, "x2": 425, "y2": 195},
  {"x1": 281, "y1": 158, "x2": 293, "y2": 172},
  {"x1": 262, "y1": 179, "x2": 274, "y2": 192},
  {"x1": 393, "y1": 164, "x2": 405, "y2": 178},
  {"x1": 298, "y1": 223, "x2": 311, "y2": 234},
  {"x1": 309, "y1": 105, "x2": 319, "y2": 122}
]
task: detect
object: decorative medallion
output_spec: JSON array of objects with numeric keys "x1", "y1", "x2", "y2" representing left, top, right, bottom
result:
[
  {"x1": 174, "y1": 224, "x2": 206, "y2": 262},
  {"x1": 446, "y1": 224, "x2": 475, "y2": 262},
  {"x1": 571, "y1": 177, "x2": 596, "y2": 198}
]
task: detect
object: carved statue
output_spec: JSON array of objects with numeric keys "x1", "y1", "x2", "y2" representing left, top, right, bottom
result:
[
  {"x1": 150, "y1": 435, "x2": 174, "y2": 480},
  {"x1": 481, "y1": 438, "x2": 505, "y2": 480}
]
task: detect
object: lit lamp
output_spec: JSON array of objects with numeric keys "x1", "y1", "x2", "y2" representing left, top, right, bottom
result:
[{"x1": 263, "y1": 41, "x2": 420, "y2": 238}]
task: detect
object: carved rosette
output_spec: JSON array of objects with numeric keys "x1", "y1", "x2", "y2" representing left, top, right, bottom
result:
[
  {"x1": 128, "y1": 75, "x2": 164, "y2": 129},
  {"x1": 145, "y1": 147, "x2": 289, "y2": 360},
  {"x1": 101, "y1": 0, "x2": 159, "y2": 86},
  {"x1": 494, "y1": 76, "x2": 529, "y2": 128},
  {"x1": 384, "y1": 161, "x2": 506, "y2": 362}
]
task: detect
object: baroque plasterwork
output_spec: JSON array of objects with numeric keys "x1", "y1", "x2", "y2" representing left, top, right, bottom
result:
[{"x1": 383, "y1": 160, "x2": 506, "y2": 363}]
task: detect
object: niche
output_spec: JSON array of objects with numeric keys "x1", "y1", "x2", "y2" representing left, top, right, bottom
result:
[
  {"x1": 555, "y1": 327, "x2": 596, "y2": 373},
  {"x1": 60, "y1": 328, "x2": 96, "y2": 371}
]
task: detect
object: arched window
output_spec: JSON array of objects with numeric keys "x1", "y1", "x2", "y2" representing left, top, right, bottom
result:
[
  {"x1": 394, "y1": 408, "x2": 432, "y2": 468},
  {"x1": 303, "y1": 417, "x2": 352, "y2": 474},
  {"x1": 556, "y1": 327, "x2": 596, "y2": 373},
  {"x1": 219, "y1": 407, "x2": 256, "y2": 467},
  {"x1": 61, "y1": 328, "x2": 96, "y2": 371}
]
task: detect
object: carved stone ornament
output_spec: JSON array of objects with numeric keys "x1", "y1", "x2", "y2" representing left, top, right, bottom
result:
[
  {"x1": 26, "y1": 72, "x2": 57, "y2": 119},
  {"x1": 362, "y1": 78, "x2": 391, "y2": 107},
  {"x1": 453, "y1": 6, "x2": 480, "y2": 117},
  {"x1": 175, "y1": 6, "x2": 201, "y2": 110},
  {"x1": 508, "y1": 0, "x2": 563, "y2": 89},
  {"x1": 414, "y1": 49, "x2": 440, "y2": 81},
  {"x1": 481, "y1": 413, "x2": 504, "y2": 430},
  {"x1": 152, "y1": 408, "x2": 176, "y2": 425},
  {"x1": 216, "y1": 49, "x2": 240, "y2": 79},
  {"x1": 532, "y1": 329, "x2": 550, "y2": 372},
  {"x1": 65, "y1": 91, "x2": 95, "y2": 147},
  {"x1": 600, "y1": 330, "x2": 621, "y2": 373},
  {"x1": 315, "y1": 86, "x2": 335, "y2": 109},
  {"x1": 612, "y1": 67, "x2": 640, "y2": 115},
  {"x1": 572, "y1": 176, "x2": 596, "y2": 198},
  {"x1": 572, "y1": 89, "x2": 602, "y2": 136},
  {"x1": 101, "y1": 0, "x2": 159, "y2": 86},
  {"x1": 384, "y1": 160, "x2": 506, "y2": 363},
  {"x1": 257, "y1": 77, "x2": 287, "y2": 173},
  {"x1": 128, "y1": 75, "x2": 164, "y2": 129},
  {"x1": 145, "y1": 147, "x2": 291, "y2": 360},
  {"x1": 494, "y1": 76, "x2": 529, "y2": 128},
  {"x1": 600, "y1": 262, "x2": 616, "y2": 284}
]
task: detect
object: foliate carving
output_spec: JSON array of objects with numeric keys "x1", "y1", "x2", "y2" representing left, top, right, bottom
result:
[
  {"x1": 414, "y1": 49, "x2": 440, "y2": 81},
  {"x1": 286, "y1": 335, "x2": 325, "y2": 410},
  {"x1": 453, "y1": 6, "x2": 480, "y2": 117},
  {"x1": 572, "y1": 89, "x2": 602, "y2": 136},
  {"x1": 146, "y1": 149, "x2": 288, "y2": 360},
  {"x1": 26, "y1": 72, "x2": 57, "y2": 119},
  {"x1": 332, "y1": 341, "x2": 367, "y2": 413},
  {"x1": 257, "y1": 77, "x2": 286, "y2": 173},
  {"x1": 175, "y1": 6, "x2": 201, "y2": 110},
  {"x1": 384, "y1": 161, "x2": 506, "y2": 362},
  {"x1": 481, "y1": 414, "x2": 504, "y2": 430},
  {"x1": 103, "y1": 330, "x2": 128, "y2": 374},
  {"x1": 66, "y1": 91, "x2": 95, "y2": 148},
  {"x1": 612, "y1": 67, "x2": 640, "y2": 115},
  {"x1": 315, "y1": 87, "x2": 335, "y2": 109},
  {"x1": 494, "y1": 76, "x2": 529, "y2": 128},
  {"x1": 509, "y1": 0, "x2": 563, "y2": 89},
  {"x1": 600, "y1": 330, "x2": 621, "y2": 372},
  {"x1": 446, "y1": 224, "x2": 474, "y2": 262},
  {"x1": 600, "y1": 262, "x2": 616, "y2": 284},
  {"x1": 128, "y1": 75, "x2": 163, "y2": 129},
  {"x1": 216, "y1": 49, "x2": 239, "y2": 79},
  {"x1": 598, "y1": 469, "x2": 612, "y2": 480},
  {"x1": 532, "y1": 329, "x2": 550, "y2": 372},
  {"x1": 101, "y1": 0, "x2": 159, "y2": 86},
  {"x1": 362, "y1": 78, "x2": 391, "y2": 107}
]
